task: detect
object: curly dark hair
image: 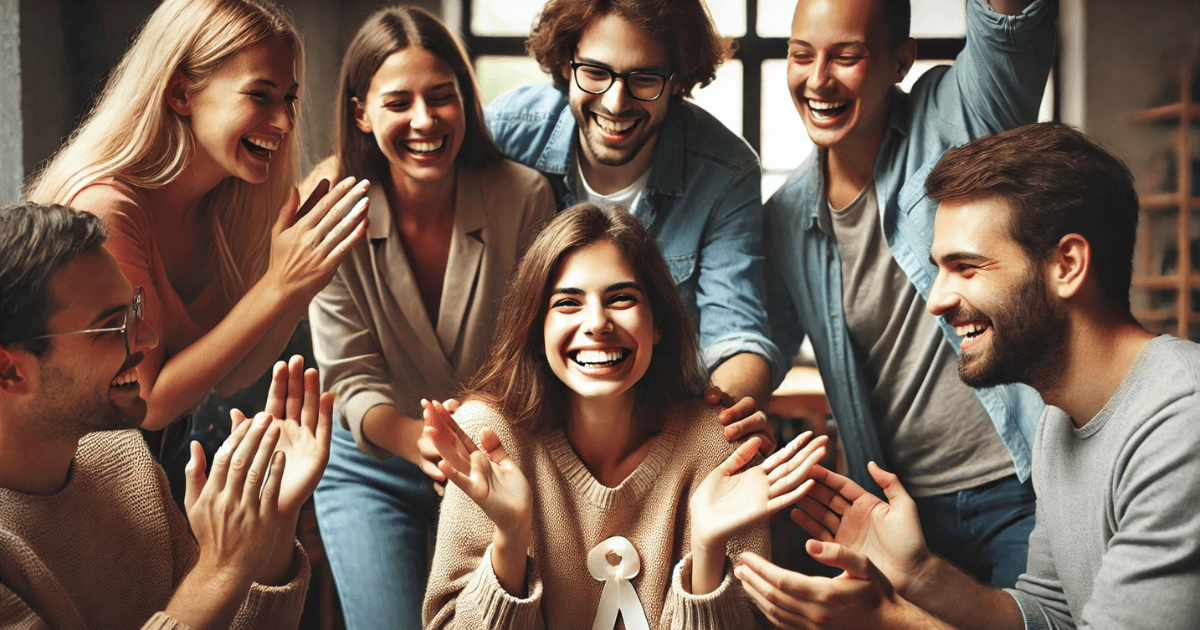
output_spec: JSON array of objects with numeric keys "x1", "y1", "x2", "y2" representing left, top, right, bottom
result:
[{"x1": 526, "y1": 0, "x2": 734, "y2": 101}]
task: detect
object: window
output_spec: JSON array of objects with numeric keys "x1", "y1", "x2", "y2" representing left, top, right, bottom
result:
[{"x1": 465, "y1": 0, "x2": 1055, "y2": 198}]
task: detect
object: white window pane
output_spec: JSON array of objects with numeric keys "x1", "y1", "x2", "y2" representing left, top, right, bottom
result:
[
  {"x1": 690, "y1": 60, "x2": 743, "y2": 136},
  {"x1": 476, "y1": 56, "x2": 550, "y2": 105},
  {"x1": 1039, "y1": 69, "x2": 1054, "y2": 122},
  {"x1": 911, "y1": 0, "x2": 966, "y2": 38},
  {"x1": 763, "y1": 170, "x2": 793, "y2": 200},
  {"x1": 901, "y1": 59, "x2": 951, "y2": 92},
  {"x1": 756, "y1": 0, "x2": 795, "y2": 38},
  {"x1": 471, "y1": 0, "x2": 542, "y2": 37},
  {"x1": 760, "y1": 0, "x2": 968, "y2": 39},
  {"x1": 707, "y1": 0, "x2": 747, "y2": 37},
  {"x1": 760, "y1": 59, "x2": 813, "y2": 172}
]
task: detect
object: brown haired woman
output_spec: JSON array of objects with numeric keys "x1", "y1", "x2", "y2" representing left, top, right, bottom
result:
[
  {"x1": 422, "y1": 204, "x2": 826, "y2": 629},
  {"x1": 301, "y1": 6, "x2": 554, "y2": 628}
]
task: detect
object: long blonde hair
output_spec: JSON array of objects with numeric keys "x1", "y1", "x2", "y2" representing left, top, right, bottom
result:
[{"x1": 26, "y1": 0, "x2": 303, "y2": 307}]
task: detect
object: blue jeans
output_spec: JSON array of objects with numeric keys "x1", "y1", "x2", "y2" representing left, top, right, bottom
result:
[
  {"x1": 914, "y1": 474, "x2": 1036, "y2": 588},
  {"x1": 314, "y1": 427, "x2": 441, "y2": 630}
]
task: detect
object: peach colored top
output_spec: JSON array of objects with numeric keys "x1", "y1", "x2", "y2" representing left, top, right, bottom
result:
[{"x1": 71, "y1": 181, "x2": 225, "y2": 393}]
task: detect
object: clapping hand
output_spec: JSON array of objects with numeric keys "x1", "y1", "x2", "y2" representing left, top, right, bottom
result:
[
  {"x1": 230, "y1": 355, "x2": 333, "y2": 521},
  {"x1": 183, "y1": 414, "x2": 288, "y2": 588},
  {"x1": 688, "y1": 432, "x2": 827, "y2": 594},
  {"x1": 422, "y1": 399, "x2": 532, "y2": 537},
  {"x1": 691, "y1": 432, "x2": 828, "y2": 552}
]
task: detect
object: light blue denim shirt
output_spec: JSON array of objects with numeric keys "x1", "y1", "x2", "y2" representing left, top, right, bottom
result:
[
  {"x1": 765, "y1": 0, "x2": 1057, "y2": 496},
  {"x1": 487, "y1": 84, "x2": 784, "y2": 382}
]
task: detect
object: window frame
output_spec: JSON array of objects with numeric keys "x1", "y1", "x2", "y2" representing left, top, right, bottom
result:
[{"x1": 462, "y1": 0, "x2": 1058, "y2": 154}]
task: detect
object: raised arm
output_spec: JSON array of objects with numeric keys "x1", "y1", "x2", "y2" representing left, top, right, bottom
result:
[
  {"x1": 422, "y1": 401, "x2": 544, "y2": 630},
  {"x1": 86, "y1": 178, "x2": 370, "y2": 430}
]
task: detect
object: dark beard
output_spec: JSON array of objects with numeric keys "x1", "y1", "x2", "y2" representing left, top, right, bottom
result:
[
  {"x1": 953, "y1": 268, "x2": 1069, "y2": 392},
  {"x1": 28, "y1": 364, "x2": 143, "y2": 439},
  {"x1": 571, "y1": 102, "x2": 659, "y2": 167}
]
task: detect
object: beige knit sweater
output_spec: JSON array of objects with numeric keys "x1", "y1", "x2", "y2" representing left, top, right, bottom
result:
[
  {"x1": 423, "y1": 399, "x2": 771, "y2": 630},
  {"x1": 0, "y1": 429, "x2": 310, "y2": 629}
]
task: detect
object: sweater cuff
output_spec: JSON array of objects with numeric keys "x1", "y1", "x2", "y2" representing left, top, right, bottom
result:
[
  {"x1": 462, "y1": 544, "x2": 544, "y2": 629},
  {"x1": 232, "y1": 541, "x2": 311, "y2": 629},
  {"x1": 666, "y1": 553, "x2": 754, "y2": 629},
  {"x1": 142, "y1": 612, "x2": 193, "y2": 630},
  {"x1": 1003, "y1": 588, "x2": 1055, "y2": 630}
]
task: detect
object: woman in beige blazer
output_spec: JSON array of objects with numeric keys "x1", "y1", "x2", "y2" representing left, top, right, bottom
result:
[{"x1": 302, "y1": 8, "x2": 554, "y2": 629}]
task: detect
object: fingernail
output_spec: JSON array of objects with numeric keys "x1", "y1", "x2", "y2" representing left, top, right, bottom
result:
[{"x1": 351, "y1": 197, "x2": 368, "y2": 214}]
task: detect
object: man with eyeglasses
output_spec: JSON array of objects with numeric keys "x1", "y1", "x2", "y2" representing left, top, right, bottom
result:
[
  {"x1": 485, "y1": 0, "x2": 784, "y2": 429},
  {"x1": 0, "y1": 201, "x2": 327, "y2": 629}
]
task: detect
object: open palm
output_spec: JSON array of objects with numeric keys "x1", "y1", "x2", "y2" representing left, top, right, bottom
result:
[
  {"x1": 233, "y1": 356, "x2": 333, "y2": 519},
  {"x1": 691, "y1": 432, "x2": 828, "y2": 549},
  {"x1": 791, "y1": 462, "x2": 929, "y2": 592},
  {"x1": 424, "y1": 400, "x2": 532, "y2": 536}
]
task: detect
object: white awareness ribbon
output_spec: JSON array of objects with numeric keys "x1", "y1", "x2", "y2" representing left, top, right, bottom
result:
[{"x1": 588, "y1": 536, "x2": 651, "y2": 630}]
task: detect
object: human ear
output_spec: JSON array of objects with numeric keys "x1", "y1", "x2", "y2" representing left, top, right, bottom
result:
[
  {"x1": 352, "y1": 97, "x2": 373, "y2": 133},
  {"x1": 1050, "y1": 233, "x2": 1090, "y2": 300},
  {"x1": 895, "y1": 38, "x2": 918, "y2": 82},
  {"x1": 0, "y1": 347, "x2": 32, "y2": 397},
  {"x1": 164, "y1": 70, "x2": 193, "y2": 117}
]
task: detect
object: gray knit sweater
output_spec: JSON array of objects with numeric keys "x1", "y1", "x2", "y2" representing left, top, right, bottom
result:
[{"x1": 1006, "y1": 335, "x2": 1200, "y2": 629}]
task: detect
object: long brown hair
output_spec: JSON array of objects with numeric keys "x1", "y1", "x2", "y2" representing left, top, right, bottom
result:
[
  {"x1": 332, "y1": 5, "x2": 502, "y2": 183},
  {"x1": 464, "y1": 203, "x2": 708, "y2": 434}
]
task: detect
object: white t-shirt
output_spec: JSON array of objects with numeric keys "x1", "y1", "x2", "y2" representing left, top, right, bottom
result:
[{"x1": 575, "y1": 158, "x2": 650, "y2": 212}]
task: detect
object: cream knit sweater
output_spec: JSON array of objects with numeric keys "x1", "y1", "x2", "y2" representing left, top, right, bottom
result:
[
  {"x1": 0, "y1": 429, "x2": 310, "y2": 629},
  {"x1": 423, "y1": 399, "x2": 771, "y2": 630}
]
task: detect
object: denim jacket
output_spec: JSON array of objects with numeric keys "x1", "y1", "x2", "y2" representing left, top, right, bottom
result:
[
  {"x1": 487, "y1": 84, "x2": 784, "y2": 382},
  {"x1": 765, "y1": 0, "x2": 1057, "y2": 495}
]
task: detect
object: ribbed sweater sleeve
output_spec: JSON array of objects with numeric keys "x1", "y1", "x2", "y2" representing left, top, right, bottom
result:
[{"x1": 663, "y1": 554, "x2": 766, "y2": 630}]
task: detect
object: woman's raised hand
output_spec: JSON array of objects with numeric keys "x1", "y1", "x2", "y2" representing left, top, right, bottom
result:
[
  {"x1": 266, "y1": 176, "x2": 370, "y2": 300},
  {"x1": 422, "y1": 400, "x2": 533, "y2": 538},
  {"x1": 688, "y1": 431, "x2": 828, "y2": 592}
]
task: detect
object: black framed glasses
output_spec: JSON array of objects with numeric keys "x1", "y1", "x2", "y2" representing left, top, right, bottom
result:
[
  {"x1": 26, "y1": 286, "x2": 144, "y2": 355},
  {"x1": 570, "y1": 61, "x2": 673, "y2": 102}
]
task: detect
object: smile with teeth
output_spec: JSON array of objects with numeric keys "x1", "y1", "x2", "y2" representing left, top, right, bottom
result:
[
  {"x1": 955, "y1": 321, "x2": 991, "y2": 345},
  {"x1": 403, "y1": 136, "x2": 446, "y2": 154},
  {"x1": 571, "y1": 348, "x2": 631, "y2": 367},
  {"x1": 110, "y1": 366, "x2": 140, "y2": 389},
  {"x1": 242, "y1": 135, "x2": 280, "y2": 158},
  {"x1": 594, "y1": 114, "x2": 637, "y2": 136},
  {"x1": 807, "y1": 99, "x2": 850, "y2": 119}
]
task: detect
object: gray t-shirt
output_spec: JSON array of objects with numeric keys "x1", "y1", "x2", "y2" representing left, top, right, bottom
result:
[
  {"x1": 1007, "y1": 335, "x2": 1200, "y2": 629},
  {"x1": 829, "y1": 183, "x2": 1012, "y2": 496}
]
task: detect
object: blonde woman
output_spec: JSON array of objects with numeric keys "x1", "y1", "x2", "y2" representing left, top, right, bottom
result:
[{"x1": 26, "y1": 0, "x2": 367, "y2": 444}]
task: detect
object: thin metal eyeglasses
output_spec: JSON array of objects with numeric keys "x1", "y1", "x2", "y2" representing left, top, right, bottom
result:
[
  {"x1": 26, "y1": 286, "x2": 144, "y2": 355},
  {"x1": 570, "y1": 61, "x2": 673, "y2": 102}
]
